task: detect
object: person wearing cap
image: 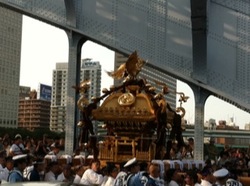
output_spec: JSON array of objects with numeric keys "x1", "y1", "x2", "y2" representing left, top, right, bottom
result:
[
  {"x1": 80, "y1": 159, "x2": 104, "y2": 185},
  {"x1": 114, "y1": 157, "x2": 140, "y2": 186},
  {"x1": 124, "y1": 157, "x2": 140, "y2": 174},
  {"x1": 8, "y1": 154, "x2": 27, "y2": 183},
  {"x1": 9, "y1": 134, "x2": 25, "y2": 157},
  {"x1": 212, "y1": 168, "x2": 229, "y2": 186},
  {"x1": 28, "y1": 158, "x2": 45, "y2": 181}
]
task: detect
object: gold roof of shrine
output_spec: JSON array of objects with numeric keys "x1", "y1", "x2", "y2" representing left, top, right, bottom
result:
[{"x1": 92, "y1": 91, "x2": 156, "y2": 122}]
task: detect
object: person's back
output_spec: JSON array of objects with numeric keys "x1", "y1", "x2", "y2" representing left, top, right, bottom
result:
[
  {"x1": 130, "y1": 162, "x2": 164, "y2": 186},
  {"x1": 8, "y1": 168, "x2": 23, "y2": 183},
  {"x1": 114, "y1": 170, "x2": 127, "y2": 186},
  {"x1": 29, "y1": 159, "x2": 44, "y2": 181},
  {"x1": 226, "y1": 178, "x2": 242, "y2": 186},
  {"x1": 129, "y1": 170, "x2": 149, "y2": 186},
  {"x1": 29, "y1": 168, "x2": 40, "y2": 181},
  {"x1": 115, "y1": 157, "x2": 140, "y2": 186}
]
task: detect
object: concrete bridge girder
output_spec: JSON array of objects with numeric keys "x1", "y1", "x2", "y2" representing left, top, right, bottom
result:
[{"x1": 0, "y1": 0, "x2": 249, "y2": 111}]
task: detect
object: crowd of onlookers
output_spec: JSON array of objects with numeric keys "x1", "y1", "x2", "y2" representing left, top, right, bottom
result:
[{"x1": 0, "y1": 133, "x2": 250, "y2": 185}]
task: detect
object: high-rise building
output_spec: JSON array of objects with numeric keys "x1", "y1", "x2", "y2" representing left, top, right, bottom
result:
[
  {"x1": 114, "y1": 52, "x2": 177, "y2": 107},
  {"x1": 18, "y1": 89, "x2": 51, "y2": 130},
  {"x1": 19, "y1": 86, "x2": 31, "y2": 99},
  {"x1": 80, "y1": 59, "x2": 102, "y2": 102},
  {"x1": 0, "y1": 7, "x2": 22, "y2": 128},
  {"x1": 50, "y1": 63, "x2": 68, "y2": 132},
  {"x1": 50, "y1": 59, "x2": 101, "y2": 132}
]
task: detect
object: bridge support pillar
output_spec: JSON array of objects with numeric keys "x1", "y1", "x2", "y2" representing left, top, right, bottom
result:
[
  {"x1": 190, "y1": 85, "x2": 210, "y2": 160},
  {"x1": 190, "y1": 0, "x2": 207, "y2": 83},
  {"x1": 190, "y1": 0, "x2": 209, "y2": 160},
  {"x1": 65, "y1": 31, "x2": 87, "y2": 154}
]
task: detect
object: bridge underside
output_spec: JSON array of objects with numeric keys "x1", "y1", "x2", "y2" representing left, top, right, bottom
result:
[{"x1": 0, "y1": 0, "x2": 249, "y2": 112}]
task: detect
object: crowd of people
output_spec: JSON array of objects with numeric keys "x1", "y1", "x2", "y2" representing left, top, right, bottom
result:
[{"x1": 0, "y1": 133, "x2": 250, "y2": 185}]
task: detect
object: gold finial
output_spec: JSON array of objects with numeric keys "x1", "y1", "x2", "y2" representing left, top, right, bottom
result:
[
  {"x1": 106, "y1": 51, "x2": 146, "y2": 81},
  {"x1": 176, "y1": 92, "x2": 189, "y2": 118}
]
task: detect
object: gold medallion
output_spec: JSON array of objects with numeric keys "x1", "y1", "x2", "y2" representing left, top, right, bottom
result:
[{"x1": 118, "y1": 93, "x2": 135, "y2": 106}]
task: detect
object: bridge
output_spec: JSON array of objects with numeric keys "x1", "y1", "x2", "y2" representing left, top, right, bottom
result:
[
  {"x1": 1, "y1": 0, "x2": 250, "y2": 160},
  {"x1": 183, "y1": 128, "x2": 250, "y2": 139}
]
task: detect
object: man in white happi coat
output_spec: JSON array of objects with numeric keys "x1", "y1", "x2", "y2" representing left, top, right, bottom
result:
[
  {"x1": 80, "y1": 159, "x2": 104, "y2": 185},
  {"x1": 57, "y1": 164, "x2": 72, "y2": 182},
  {"x1": 44, "y1": 161, "x2": 59, "y2": 181}
]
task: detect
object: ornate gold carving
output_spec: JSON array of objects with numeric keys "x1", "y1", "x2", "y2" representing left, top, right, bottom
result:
[
  {"x1": 73, "y1": 51, "x2": 190, "y2": 163},
  {"x1": 106, "y1": 51, "x2": 146, "y2": 81},
  {"x1": 176, "y1": 107, "x2": 186, "y2": 118},
  {"x1": 118, "y1": 93, "x2": 135, "y2": 106},
  {"x1": 73, "y1": 80, "x2": 91, "y2": 111},
  {"x1": 176, "y1": 92, "x2": 189, "y2": 118}
]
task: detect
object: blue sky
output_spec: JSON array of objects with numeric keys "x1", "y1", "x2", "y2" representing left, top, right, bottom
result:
[{"x1": 20, "y1": 16, "x2": 250, "y2": 129}]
